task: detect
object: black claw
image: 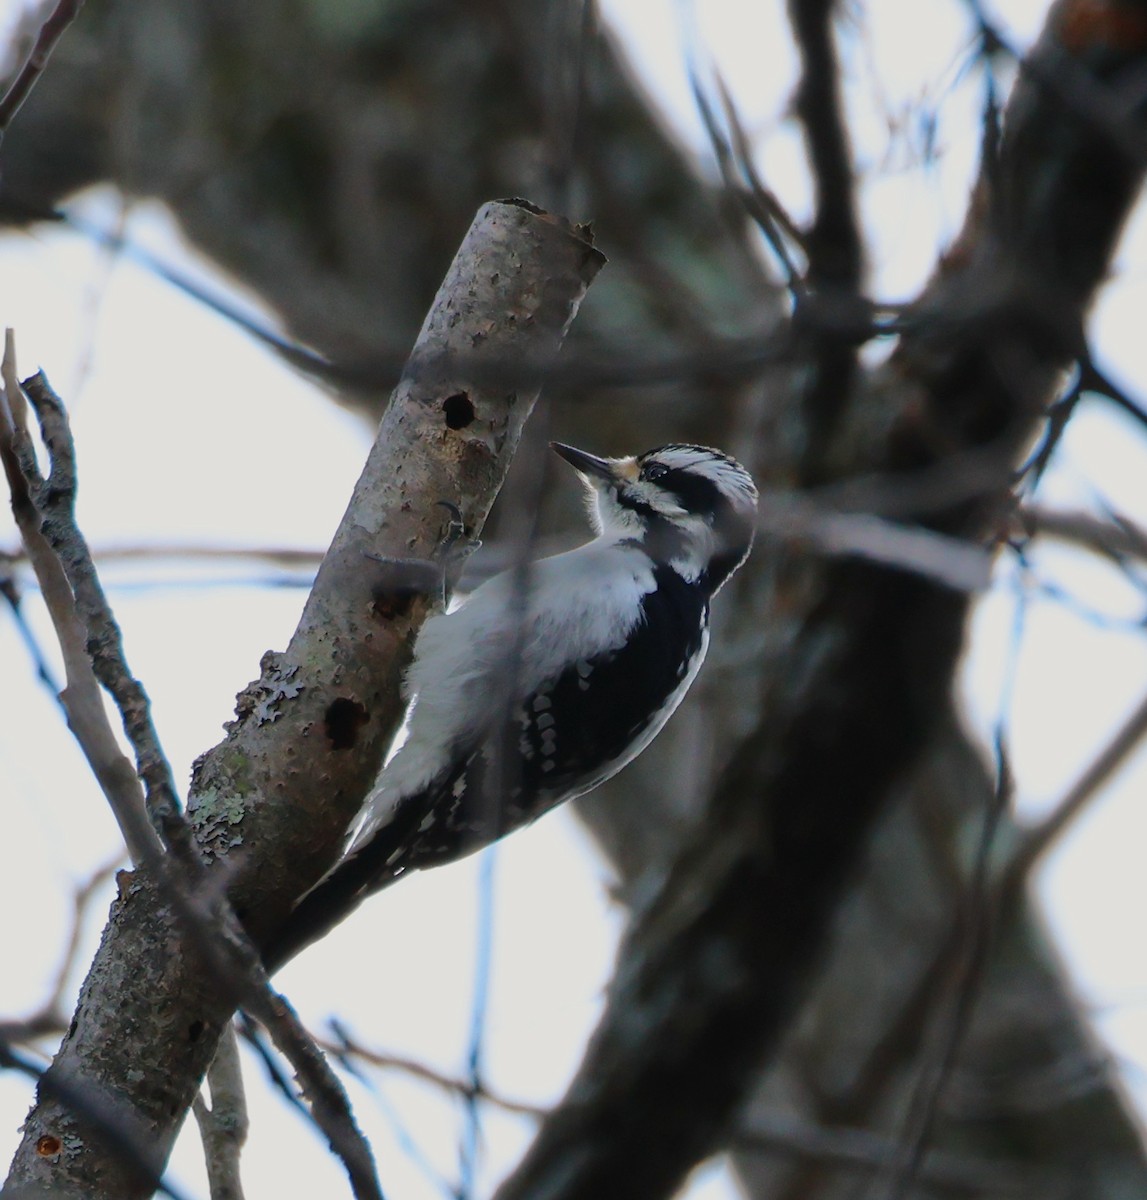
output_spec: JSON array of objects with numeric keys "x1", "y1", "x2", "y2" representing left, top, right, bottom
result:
[{"x1": 434, "y1": 500, "x2": 481, "y2": 563}]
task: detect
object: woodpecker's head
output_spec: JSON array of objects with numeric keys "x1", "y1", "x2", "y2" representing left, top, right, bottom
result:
[{"x1": 552, "y1": 441, "x2": 759, "y2": 592}]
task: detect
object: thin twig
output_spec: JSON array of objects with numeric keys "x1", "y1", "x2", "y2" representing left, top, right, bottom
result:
[
  {"x1": 20, "y1": 370, "x2": 194, "y2": 858},
  {"x1": 326, "y1": 1026, "x2": 545, "y2": 1118},
  {"x1": 1005, "y1": 687, "x2": 1147, "y2": 887},
  {"x1": 193, "y1": 1022, "x2": 249, "y2": 1200},
  {"x1": 56, "y1": 205, "x2": 896, "y2": 392},
  {"x1": 237, "y1": 1016, "x2": 310, "y2": 1117},
  {"x1": 459, "y1": 851, "x2": 497, "y2": 1199},
  {"x1": 1, "y1": 337, "x2": 162, "y2": 865},
  {"x1": 329, "y1": 1027, "x2": 1055, "y2": 1196},
  {"x1": 1018, "y1": 506, "x2": 1147, "y2": 566},
  {"x1": 247, "y1": 989, "x2": 384, "y2": 1200},
  {"x1": 736, "y1": 1112, "x2": 1057, "y2": 1197},
  {"x1": 687, "y1": 56, "x2": 805, "y2": 297},
  {"x1": 6, "y1": 540, "x2": 326, "y2": 570},
  {"x1": 0, "y1": 0, "x2": 85, "y2": 140},
  {"x1": 715, "y1": 75, "x2": 803, "y2": 255},
  {"x1": 1016, "y1": 391, "x2": 1082, "y2": 492},
  {"x1": 0, "y1": 565, "x2": 64, "y2": 698}
]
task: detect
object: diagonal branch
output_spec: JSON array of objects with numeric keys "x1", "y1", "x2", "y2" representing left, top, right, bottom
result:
[
  {"x1": 0, "y1": 0, "x2": 85, "y2": 141},
  {"x1": 0, "y1": 336, "x2": 162, "y2": 866}
]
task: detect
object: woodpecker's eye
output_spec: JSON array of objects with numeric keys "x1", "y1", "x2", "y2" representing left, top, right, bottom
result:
[{"x1": 642, "y1": 462, "x2": 669, "y2": 482}]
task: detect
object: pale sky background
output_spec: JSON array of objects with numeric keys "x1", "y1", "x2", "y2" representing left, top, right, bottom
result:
[{"x1": 2, "y1": 1, "x2": 1147, "y2": 1197}]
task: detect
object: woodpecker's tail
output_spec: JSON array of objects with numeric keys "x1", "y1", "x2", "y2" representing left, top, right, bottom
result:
[{"x1": 259, "y1": 788, "x2": 431, "y2": 973}]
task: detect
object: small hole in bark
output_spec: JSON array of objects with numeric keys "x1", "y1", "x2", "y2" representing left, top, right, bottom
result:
[
  {"x1": 371, "y1": 583, "x2": 418, "y2": 621},
  {"x1": 325, "y1": 697, "x2": 369, "y2": 750},
  {"x1": 37, "y1": 1136, "x2": 61, "y2": 1156},
  {"x1": 188, "y1": 1020, "x2": 204, "y2": 1043},
  {"x1": 443, "y1": 392, "x2": 475, "y2": 430}
]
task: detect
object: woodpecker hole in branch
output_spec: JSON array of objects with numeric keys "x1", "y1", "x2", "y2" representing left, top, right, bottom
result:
[
  {"x1": 325, "y1": 697, "x2": 369, "y2": 750},
  {"x1": 443, "y1": 392, "x2": 475, "y2": 429},
  {"x1": 371, "y1": 584, "x2": 419, "y2": 621}
]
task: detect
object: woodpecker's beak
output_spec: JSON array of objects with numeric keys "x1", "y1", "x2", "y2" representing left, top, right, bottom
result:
[{"x1": 551, "y1": 442, "x2": 620, "y2": 483}]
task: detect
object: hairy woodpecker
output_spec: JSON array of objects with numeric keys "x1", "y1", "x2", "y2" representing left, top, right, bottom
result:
[{"x1": 266, "y1": 441, "x2": 758, "y2": 969}]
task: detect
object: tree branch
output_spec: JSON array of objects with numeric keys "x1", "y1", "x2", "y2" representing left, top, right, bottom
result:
[
  {"x1": 193, "y1": 1024, "x2": 249, "y2": 1200},
  {"x1": 787, "y1": 0, "x2": 865, "y2": 465},
  {"x1": 0, "y1": 0, "x2": 84, "y2": 141},
  {"x1": 0, "y1": 335, "x2": 163, "y2": 866}
]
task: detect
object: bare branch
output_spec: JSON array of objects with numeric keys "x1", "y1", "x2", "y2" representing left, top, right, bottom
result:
[
  {"x1": 0, "y1": 0, "x2": 85, "y2": 140},
  {"x1": 688, "y1": 61, "x2": 805, "y2": 296},
  {"x1": 736, "y1": 1112, "x2": 1060, "y2": 1197},
  {"x1": 760, "y1": 500, "x2": 994, "y2": 593},
  {"x1": 18, "y1": 369, "x2": 193, "y2": 859},
  {"x1": 883, "y1": 741, "x2": 1012, "y2": 1199},
  {"x1": 1006, "y1": 686, "x2": 1147, "y2": 886},
  {"x1": 787, "y1": 0, "x2": 862, "y2": 292},
  {"x1": 332, "y1": 1028, "x2": 1056, "y2": 1196},
  {"x1": 193, "y1": 1024, "x2": 249, "y2": 1200},
  {"x1": 1018, "y1": 505, "x2": 1147, "y2": 566},
  {"x1": 0, "y1": 335, "x2": 161, "y2": 866},
  {"x1": 242, "y1": 990, "x2": 381, "y2": 1200},
  {"x1": 0, "y1": 1037, "x2": 189, "y2": 1200},
  {"x1": 0, "y1": 558, "x2": 65, "y2": 697},
  {"x1": 326, "y1": 1025, "x2": 546, "y2": 1118},
  {"x1": 786, "y1": 0, "x2": 865, "y2": 472}
]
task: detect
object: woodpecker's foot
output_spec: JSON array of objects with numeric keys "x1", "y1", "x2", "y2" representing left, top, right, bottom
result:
[
  {"x1": 432, "y1": 501, "x2": 480, "y2": 607},
  {"x1": 363, "y1": 503, "x2": 479, "y2": 611},
  {"x1": 433, "y1": 501, "x2": 481, "y2": 565}
]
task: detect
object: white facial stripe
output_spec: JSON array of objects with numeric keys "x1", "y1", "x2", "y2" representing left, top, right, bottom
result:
[{"x1": 639, "y1": 445, "x2": 759, "y2": 507}]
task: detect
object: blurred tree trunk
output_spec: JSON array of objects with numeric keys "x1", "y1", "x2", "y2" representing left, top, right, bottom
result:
[{"x1": 3, "y1": 0, "x2": 1146, "y2": 1195}]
